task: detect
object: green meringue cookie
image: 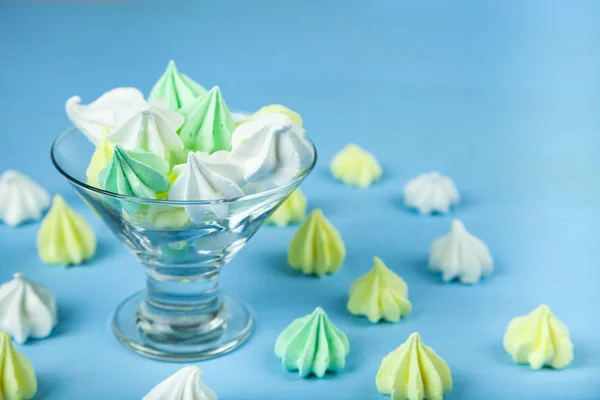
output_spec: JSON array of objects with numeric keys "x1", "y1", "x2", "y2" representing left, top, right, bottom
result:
[
  {"x1": 275, "y1": 307, "x2": 350, "y2": 378},
  {"x1": 178, "y1": 86, "x2": 235, "y2": 153},
  {"x1": 148, "y1": 60, "x2": 207, "y2": 111},
  {"x1": 99, "y1": 146, "x2": 171, "y2": 199}
]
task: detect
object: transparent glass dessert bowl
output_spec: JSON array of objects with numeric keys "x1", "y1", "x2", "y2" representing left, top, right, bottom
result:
[{"x1": 51, "y1": 127, "x2": 317, "y2": 362}]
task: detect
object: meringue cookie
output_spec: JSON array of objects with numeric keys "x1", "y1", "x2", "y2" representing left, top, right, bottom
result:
[
  {"x1": 143, "y1": 366, "x2": 217, "y2": 400},
  {"x1": 86, "y1": 136, "x2": 114, "y2": 188},
  {"x1": 0, "y1": 170, "x2": 50, "y2": 227},
  {"x1": 403, "y1": 171, "x2": 459, "y2": 215},
  {"x1": 231, "y1": 110, "x2": 252, "y2": 123},
  {"x1": 347, "y1": 257, "x2": 411, "y2": 323},
  {"x1": 148, "y1": 60, "x2": 207, "y2": 111},
  {"x1": 0, "y1": 273, "x2": 57, "y2": 343},
  {"x1": 429, "y1": 219, "x2": 493, "y2": 284},
  {"x1": 330, "y1": 144, "x2": 382, "y2": 188},
  {"x1": 503, "y1": 305, "x2": 573, "y2": 370},
  {"x1": 377, "y1": 332, "x2": 452, "y2": 400},
  {"x1": 266, "y1": 188, "x2": 307, "y2": 227},
  {"x1": 252, "y1": 104, "x2": 303, "y2": 127},
  {"x1": 107, "y1": 99, "x2": 184, "y2": 160},
  {"x1": 169, "y1": 152, "x2": 244, "y2": 221},
  {"x1": 65, "y1": 87, "x2": 144, "y2": 145},
  {"x1": 0, "y1": 332, "x2": 37, "y2": 400},
  {"x1": 288, "y1": 209, "x2": 345, "y2": 276},
  {"x1": 231, "y1": 113, "x2": 314, "y2": 186},
  {"x1": 99, "y1": 146, "x2": 171, "y2": 199},
  {"x1": 37, "y1": 195, "x2": 96, "y2": 266},
  {"x1": 179, "y1": 86, "x2": 236, "y2": 153},
  {"x1": 275, "y1": 307, "x2": 350, "y2": 378}
]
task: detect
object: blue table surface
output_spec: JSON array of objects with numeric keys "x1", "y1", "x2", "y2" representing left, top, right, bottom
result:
[{"x1": 1, "y1": 1, "x2": 600, "y2": 399}]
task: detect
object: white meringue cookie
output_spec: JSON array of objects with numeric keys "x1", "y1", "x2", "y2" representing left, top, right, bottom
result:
[
  {"x1": 169, "y1": 152, "x2": 244, "y2": 221},
  {"x1": 107, "y1": 99, "x2": 184, "y2": 159},
  {"x1": 65, "y1": 87, "x2": 144, "y2": 145},
  {"x1": 429, "y1": 219, "x2": 494, "y2": 284},
  {"x1": 0, "y1": 170, "x2": 50, "y2": 227},
  {"x1": 403, "y1": 171, "x2": 460, "y2": 215},
  {"x1": 230, "y1": 113, "x2": 314, "y2": 187},
  {"x1": 0, "y1": 273, "x2": 58, "y2": 343},
  {"x1": 143, "y1": 366, "x2": 217, "y2": 400}
]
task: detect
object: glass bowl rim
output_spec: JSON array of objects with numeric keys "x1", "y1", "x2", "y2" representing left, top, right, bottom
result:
[{"x1": 51, "y1": 127, "x2": 318, "y2": 206}]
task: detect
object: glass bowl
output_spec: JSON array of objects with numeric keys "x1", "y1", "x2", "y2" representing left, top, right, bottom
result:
[{"x1": 51, "y1": 128, "x2": 317, "y2": 362}]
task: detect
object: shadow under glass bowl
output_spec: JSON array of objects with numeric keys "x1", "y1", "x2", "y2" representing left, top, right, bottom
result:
[{"x1": 51, "y1": 127, "x2": 317, "y2": 362}]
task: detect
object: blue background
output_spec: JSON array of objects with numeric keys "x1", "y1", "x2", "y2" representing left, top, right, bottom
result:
[{"x1": 1, "y1": 0, "x2": 599, "y2": 399}]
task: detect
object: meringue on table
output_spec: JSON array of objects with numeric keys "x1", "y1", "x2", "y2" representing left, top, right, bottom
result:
[
  {"x1": 0, "y1": 273, "x2": 57, "y2": 343},
  {"x1": 0, "y1": 170, "x2": 50, "y2": 227},
  {"x1": 0, "y1": 332, "x2": 37, "y2": 400},
  {"x1": 143, "y1": 366, "x2": 217, "y2": 400},
  {"x1": 429, "y1": 219, "x2": 493, "y2": 284},
  {"x1": 403, "y1": 171, "x2": 459, "y2": 215}
]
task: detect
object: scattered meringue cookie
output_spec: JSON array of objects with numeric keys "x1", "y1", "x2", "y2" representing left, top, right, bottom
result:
[
  {"x1": 266, "y1": 188, "x2": 307, "y2": 227},
  {"x1": 275, "y1": 307, "x2": 349, "y2": 378},
  {"x1": 376, "y1": 332, "x2": 452, "y2": 400},
  {"x1": 403, "y1": 171, "x2": 459, "y2": 215},
  {"x1": 503, "y1": 305, "x2": 573, "y2": 370},
  {"x1": 0, "y1": 332, "x2": 37, "y2": 400},
  {"x1": 169, "y1": 152, "x2": 244, "y2": 221},
  {"x1": 347, "y1": 257, "x2": 411, "y2": 323},
  {"x1": 0, "y1": 170, "x2": 50, "y2": 227},
  {"x1": 0, "y1": 273, "x2": 57, "y2": 343},
  {"x1": 65, "y1": 87, "x2": 144, "y2": 145},
  {"x1": 230, "y1": 113, "x2": 314, "y2": 187},
  {"x1": 288, "y1": 209, "x2": 345, "y2": 276},
  {"x1": 429, "y1": 219, "x2": 493, "y2": 284},
  {"x1": 143, "y1": 366, "x2": 217, "y2": 400},
  {"x1": 37, "y1": 195, "x2": 96, "y2": 266},
  {"x1": 330, "y1": 144, "x2": 382, "y2": 188},
  {"x1": 107, "y1": 99, "x2": 184, "y2": 160}
]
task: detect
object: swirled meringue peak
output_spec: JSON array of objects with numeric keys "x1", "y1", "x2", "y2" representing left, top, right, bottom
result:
[
  {"x1": 347, "y1": 257, "x2": 411, "y2": 323},
  {"x1": 169, "y1": 151, "x2": 244, "y2": 221},
  {"x1": 37, "y1": 195, "x2": 96, "y2": 266},
  {"x1": 0, "y1": 170, "x2": 50, "y2": 227},
  {"x1": 377, "y1": 332, "x2": 452, "y2": 400},
  {"x1": 503, "y1": 305, "x2": 573, "y2": 370},
  {"x1": 0, "y1": 332, "x2": 37, "y2": 400},
  {"x1": 107, "y1": 99, "x2": 184, "y2": 160},
  {"x1": 86, "y1": 136, "x2": 114, "y2": 188},
  {"x1": 65, "y1": 87, "x2": 144, "y2": 145},
  {"x1": 99, "y1": 146, "x2": 171, "y2": 199},
  {"x1": 429, "y1": 219, "x2": 493, "y2": 284},
  {"x1": 149, "y1": 60, "x2": 207, "y2": 111},
  {"x1": 288, "y1": 209, "x2": 345, "y2": 276},
  {"x1": 330, "y1": 144, "x2": 382, "y2": 188},
  {"x1": 143, "y1": 366, "x2": 217, "y2": 400},
  {"x1": 0, "y1": 273, "x2": 57, "y2": 343},
  {"x1": 179, "y1": 86, "x2": 236, "y2": 153},
  {"x1": 275, "y1": 307, "x2": 350, "y2": 378},
  {"x1": 231, "y1": 113, "x2": 314, "y2": 187},
  {"x1": 403, "y1": 171, "x2": 459, "y2": 215}
]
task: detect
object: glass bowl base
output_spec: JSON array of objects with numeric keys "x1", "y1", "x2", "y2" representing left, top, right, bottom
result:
[{"x1": 111, "y1": 290, "x2": 253, "y2": 362}]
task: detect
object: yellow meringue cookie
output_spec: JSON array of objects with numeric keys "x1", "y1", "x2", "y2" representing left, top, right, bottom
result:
[
  {"x1": 253, "y1": 104, "x2": 303, "y2": 127},
  {"x1": 86, "y1": 135, "x2": 114, "y2": 188},
  {"x1": 377, "y1": 332, "x2": 452, "y2": 400},
  {"x1": 330, "y1": 144, "x2": 382, "y2": 188},
  {"x1": 266, "y1": 188, "x2": 307, "y2": 227},
  {"x1": 0, "y1": 332, "x2": 37, "y2": 400},
  {"x1": 288, "y1": 209, "x2": 345, "y2": 276},
  {"x1": 37, "y1": 195, "x2": 96, "y2": 266},
  {"x1": 347, "y1": 257, "x2": 412, "y2": 323},
  {"x1": 503, "y1": 304, "x2": 574, "y2": 370}
]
